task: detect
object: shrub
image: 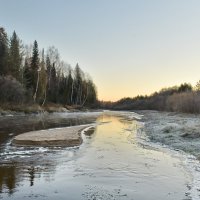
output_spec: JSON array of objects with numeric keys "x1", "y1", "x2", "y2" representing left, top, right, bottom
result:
[{"x1": 0, "y1": 75, "x2": 25, "y2": 103}]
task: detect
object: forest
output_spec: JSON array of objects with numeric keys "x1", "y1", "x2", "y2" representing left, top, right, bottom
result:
[
  {"x1": 0, "y1": 27, "x2": 97, "y2": 110},
  {"x1": 100, "y1": 82, "x2": 200, "y2": 114},
  {"x1": 2, "y1": 26, "x2": 200, "y2": 114}
]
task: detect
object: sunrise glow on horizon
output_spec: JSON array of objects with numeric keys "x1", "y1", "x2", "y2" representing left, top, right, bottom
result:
[{"x1": 1, "y1": 0, "x2": 200, "y2": 101}]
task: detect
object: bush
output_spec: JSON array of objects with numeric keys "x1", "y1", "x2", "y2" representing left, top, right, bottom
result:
[{"x1": 0, "y1": 75, "x2": 25, "y2": 103}]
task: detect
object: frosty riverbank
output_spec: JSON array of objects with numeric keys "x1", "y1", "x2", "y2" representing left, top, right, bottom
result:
[{"x1": 138, "y1": 110, "x2": 200, "y2": 159}]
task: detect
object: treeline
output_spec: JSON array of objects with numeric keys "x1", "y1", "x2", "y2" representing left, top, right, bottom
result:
[
  {"x1": 100, "y1": 82, "x2": 200, "y2": 114},
  {"x1": 0, "y1": 27, "x2": 97, "y2": 107}
]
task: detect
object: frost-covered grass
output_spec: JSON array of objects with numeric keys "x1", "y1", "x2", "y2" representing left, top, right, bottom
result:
[{"x1": 139, "y1": 110, "x2": 200, "y2": 159}]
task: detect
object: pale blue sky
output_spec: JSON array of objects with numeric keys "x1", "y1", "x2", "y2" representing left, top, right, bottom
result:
[{"x1": 1, "y1": 0, "x2": 200, "y2": 100}]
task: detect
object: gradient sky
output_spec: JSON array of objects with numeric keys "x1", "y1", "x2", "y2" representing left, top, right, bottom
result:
[{"x1": 1, "y1": 0, "x2": 200, "y2": 101}]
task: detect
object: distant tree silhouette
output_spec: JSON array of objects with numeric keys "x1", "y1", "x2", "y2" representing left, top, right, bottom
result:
[
  {"x1": 195, "y1": 80, "x2": 200, "y2": 91},
  {"x1": 0, "y1": 27, "x2": 8, "y2": 75},
  {"x1": 178, "y1": 83, "x2": 192, "y2": 93}
]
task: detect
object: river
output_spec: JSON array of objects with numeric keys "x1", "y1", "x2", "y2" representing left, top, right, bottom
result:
[{"x1": 0, "y1": 111, "x2": 194, "y2": 199}]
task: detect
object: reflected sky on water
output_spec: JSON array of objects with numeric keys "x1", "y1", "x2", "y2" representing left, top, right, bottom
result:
[{"x1": 0, "y1": 111, "x2": 193, "y2": 200}]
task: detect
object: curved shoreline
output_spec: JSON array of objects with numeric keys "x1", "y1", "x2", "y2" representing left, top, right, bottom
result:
[
  {"x1": 134, "y1": 110, "x2": 200, "y2": 200},
  {"x1": 1, "y1": 111, "x2": 196, "y2": 199},
  {"x1": 12, "y1": 125, "x2": 95, "y2": 147},
  {"x1": 137, "y1": 110, "x2": 200, "y2": 158}
]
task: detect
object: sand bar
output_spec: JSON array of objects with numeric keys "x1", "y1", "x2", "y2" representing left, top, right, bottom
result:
[{"x1": 12, "y1": 125, "x2": 91, "y2": 147}]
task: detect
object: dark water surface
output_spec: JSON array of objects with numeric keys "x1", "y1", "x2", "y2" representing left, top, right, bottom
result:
[{"x1": 0, "y1": 111, "x2": 193, "y2": 199}]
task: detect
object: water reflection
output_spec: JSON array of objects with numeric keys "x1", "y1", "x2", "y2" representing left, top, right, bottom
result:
[
  {"x1": 29, "y1": 167, "x2": 35, "y2": 187},
  {"x1": 0, "y1": 112, "x2": 100, "y2": 197},
  {"x1": 0, "y1": 112, "x2": 192, "y2": 200},
  {"x1": 0, "y1": 166, "x2": 16, "y2": 195},
  {"x1": 0, "y1": 112, "x2": 99, "y2": 147}
]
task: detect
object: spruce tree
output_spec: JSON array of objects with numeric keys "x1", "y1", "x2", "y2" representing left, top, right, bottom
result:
[
  {"x1": 23, "y1": 58, "x2": 32, "y2": 90},
  {"x1": 31, "y1": 40, "x2": 39, "y2": 99},
  {"x1": 85, "y1": 80, "x2": 97, "y2": 105},
  {"x1": 0, "y1": 27, "x2": 8, "y2": 75},
  {"x1": 38, "y1": 49, "x2": 47, "y2": 104},
  {"x1": 50, "y1": 65, "x2": 57, "y2": 102},
  {"x1": 9, "y1": 31, "x2": 21, "y2": 80},
  {"x1": 74, "y1": 63, "x2": 82, "y2": 105},
  {"x1": 66, "y1": 69, "x2": 73, "y2": 105}
]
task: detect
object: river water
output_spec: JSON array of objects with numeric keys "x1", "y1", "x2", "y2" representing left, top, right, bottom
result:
[{"x1": 0, "y1": 111, "x2": 194, "y2": 199}]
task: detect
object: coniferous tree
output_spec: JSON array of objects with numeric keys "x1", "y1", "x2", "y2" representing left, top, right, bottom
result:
[
  {"x1": 0, "y1": 27, "x2": 98, "y2": 106},
  {"x1": 9, "y1": 31, "x2": 21, "y2": 81},
  {"x1": 85, "y1": 80, "x2": 97, "y2": 105},
  {"x1": 57, "y1": 74, "x2": 67, "y2": 104},
  {"x1": 74, "y1": 63, "x2": 82, "y2": 105},
  {"x1": 38, "y1": 49, "x2": 47, "y2": 104},
  {"x1": 31, "y1": 40, "x2": 40, "y2": 101},
  {"x1": 47, "y1": 64, "x2": 57, "y2": 102},
  {"x1": 46, "y1": 55, "x2": 51, "y2": 89},
  {"x1": 66, "y1": 69, "x2": 73, "y2": 105},
  {"x1": 0, "y1": 27, "x2": 8, "y2": 75},
  {"x1": 23, "y1": 58, "x2": 32, "y2": 90}
]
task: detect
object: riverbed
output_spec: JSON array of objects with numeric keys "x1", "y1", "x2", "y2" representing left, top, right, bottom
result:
[{"x1": 0, "y1": 111, "x2": 197, "y2": 199}]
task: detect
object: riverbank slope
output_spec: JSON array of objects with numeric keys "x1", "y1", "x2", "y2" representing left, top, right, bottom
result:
[{"x1": 138, "y1": 110, "x2": 200, "y2": 159}]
